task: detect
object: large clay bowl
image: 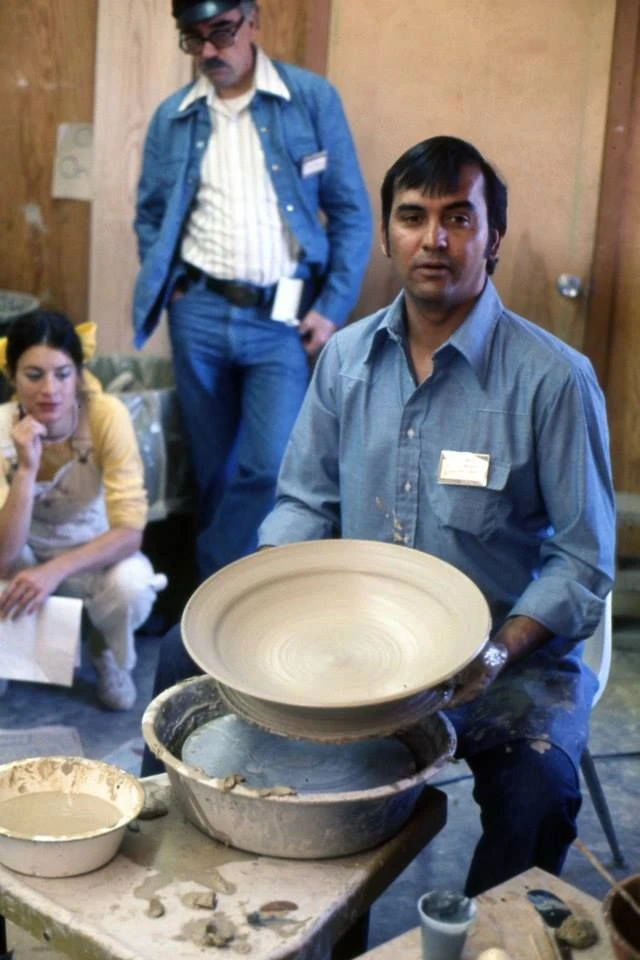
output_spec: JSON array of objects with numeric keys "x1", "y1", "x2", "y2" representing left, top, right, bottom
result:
[
  {"x1": 182, "y1": 540, "x2": 490, "y2": 740},
  {"x1": 0, "y1": 757, "x2": 144, "y2": 878},
  {"x1": 604, "y1": 874, "x2": 640, "y2": 959},
  {"x1": 141, "y1": 675, "x2": 456, "y2": 859}
]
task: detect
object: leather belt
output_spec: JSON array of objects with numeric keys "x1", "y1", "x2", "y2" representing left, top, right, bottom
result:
[{"x1": 183, "y1": 264, "x2": 277, "y2": 309}]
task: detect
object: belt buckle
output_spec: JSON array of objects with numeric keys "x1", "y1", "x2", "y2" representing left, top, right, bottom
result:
[{"x1": 224, "y1": 281, "x2": 260, "y2": 308}]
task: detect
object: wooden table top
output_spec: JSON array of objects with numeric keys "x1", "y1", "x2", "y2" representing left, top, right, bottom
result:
[
  {"x1": 359, "y1": 867, "x2": 613, "y2": 959},
  {"x1": 0, "y1": 777, "x2": 446, "y2": 960}
]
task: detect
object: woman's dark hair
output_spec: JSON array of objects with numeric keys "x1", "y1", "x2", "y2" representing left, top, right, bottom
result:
[
  {"x1": 380, "y1": 136, "x2": 508, "y2": 275},
  {"x1": 6, "y1": 310, "x2": 84, "y2": 378}
]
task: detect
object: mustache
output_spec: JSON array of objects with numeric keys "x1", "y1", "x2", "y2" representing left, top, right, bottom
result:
[{"x1": 201, "y1": 57, "x2": 227, "y2": 71}]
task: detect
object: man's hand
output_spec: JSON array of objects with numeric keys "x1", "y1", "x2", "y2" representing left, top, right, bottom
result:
[
  {"x1": 0, "y1": 562, "x2": 66, "y2": 620},
  {"x1": 444, "y1": 641, "x2": 510, "y2": 708},
  {"x1": 297, "y1": 310, "x2": 336, "y2": 357},
  {"x1": 444, "y1": 615, "x2": 553, "y2": 709}
]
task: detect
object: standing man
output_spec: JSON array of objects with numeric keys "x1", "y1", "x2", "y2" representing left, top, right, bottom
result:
[
  {"x1": 258, "y1": 136, "x2": 615, "y2": 894},
  {"x1": 133, "y1": 0, "x2": 371, "y2": 579}
]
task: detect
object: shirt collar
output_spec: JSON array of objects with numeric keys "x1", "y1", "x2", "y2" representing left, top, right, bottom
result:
[
  {"x1": 366, "y1": 280, "x2": 503, "y2": 385},
  {"x1": 442, "y1": 280, "x2": 502, "y2": 383},
  {"x1": 178, "y1": 47, "x2": 290, "y2": 112}
]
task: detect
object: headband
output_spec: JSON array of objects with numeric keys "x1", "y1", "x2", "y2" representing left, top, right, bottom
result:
[{"x1": 0, "y1": 321, "x2": 97, "y2": 378}]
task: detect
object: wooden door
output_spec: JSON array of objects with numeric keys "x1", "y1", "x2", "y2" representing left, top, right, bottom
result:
[{"x1": 328, "y1": 0, "x2": 616, "y2": 352}]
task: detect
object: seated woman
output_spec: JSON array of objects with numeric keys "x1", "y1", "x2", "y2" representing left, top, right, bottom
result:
[{"x1": 0, "y1": 311, "x2": 167, "y2": 710}]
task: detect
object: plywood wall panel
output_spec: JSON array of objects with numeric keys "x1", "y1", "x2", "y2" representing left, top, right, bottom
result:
[
  {"x1": 90, "y1": 0, "x2": 192, "y2": 356},
  {"x1": 260, "y1": 0, "x2": 308, "y2": 66},
  {"x1": 0, "y1": 0, "x2": 97, "y2": 322}
]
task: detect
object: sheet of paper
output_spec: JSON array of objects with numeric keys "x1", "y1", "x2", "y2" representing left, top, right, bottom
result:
[
  {"x1": 51, "y1": 122, "x2": 94, "y2": 200},
  {"x1": 271, "y1": 277, "x2": 303, "y2": 325},
  {"x1": 0, "y1": 588, "x2": 82, "y2": 687}
]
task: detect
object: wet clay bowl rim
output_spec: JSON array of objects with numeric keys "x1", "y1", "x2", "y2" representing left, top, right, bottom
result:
[
  {"x1": 0, "y1": 756, "x2": 145, "y2": 878},
  {"x1": 182, "y1": 539, "x2": 491, "y2": 712},
  {"x1": 141, "y1": 675, "x2": 457, "y2": 859},
  {"x1": 603, "y1": 873, "x2": 640, "y2": 960}
]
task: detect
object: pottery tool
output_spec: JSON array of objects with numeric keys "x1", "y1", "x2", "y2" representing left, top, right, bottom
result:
[
  {"x1": 574, "y1": 838, "x2": 640, "y2": 922},
  {"x1": 527, "y1": 886, "x2": 600, "y2": 954}
]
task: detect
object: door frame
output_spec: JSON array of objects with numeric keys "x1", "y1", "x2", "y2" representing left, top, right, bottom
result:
[
  {"x1": 583, "y1": 0, "x2": 640, "y2": 390},
  {"x1": 303, "y1": 0, "x2": 331, "y2": 75}
]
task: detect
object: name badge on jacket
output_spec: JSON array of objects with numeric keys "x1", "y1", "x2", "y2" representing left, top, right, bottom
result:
[
  {"x1": 438, "y1": 450, "x2": 490, "y2": 487},
  {"x1": 301, "y1": 151, "x2": 328, "y2": 177}
]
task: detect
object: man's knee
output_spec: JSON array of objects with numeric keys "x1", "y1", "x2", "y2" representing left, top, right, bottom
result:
[{"x1": 469, "y1": 740, "x2": 582, "y2": 829}]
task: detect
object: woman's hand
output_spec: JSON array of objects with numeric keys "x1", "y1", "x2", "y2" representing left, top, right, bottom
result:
[
  {"x1": 11, "y1": 413, "x2": 46, "y2": 474},
  {"x1": 0, "y1": 562, "x2": 66, "y2": 619}
]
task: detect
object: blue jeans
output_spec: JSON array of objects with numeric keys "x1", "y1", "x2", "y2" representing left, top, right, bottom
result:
[
  {"x1": 141, "y1": 625, "x2": 582, "y2": 895},
  {"x1": 169, "y1": 282, "x2": 309, "y2": 579}
]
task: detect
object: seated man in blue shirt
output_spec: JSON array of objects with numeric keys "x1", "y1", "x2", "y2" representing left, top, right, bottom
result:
[{"x1": 143, "y1": 136, "x2": 615, "y2": 896}]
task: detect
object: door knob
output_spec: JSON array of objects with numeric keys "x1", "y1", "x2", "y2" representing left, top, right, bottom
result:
[{"x1": 556, "y1": 274, "x2": 583, "y2": 299}]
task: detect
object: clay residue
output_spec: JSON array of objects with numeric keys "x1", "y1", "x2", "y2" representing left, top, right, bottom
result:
[
  {"x1": 139, "y1": 783, "x2": 170, "y2": 819},
  {"x1": 255, "y1": 785, "x2": 297, "y2": 798},
  {"x1": 220, "y1": 774, "x2": 245, "y2": 792},
  {"x1": 146, "y1": 897, "x2": 165, "y2": 918},
  {"x1": 182, "y1": 890, "x2": 218, "y2": 910},
  {"x1": 180, "y1": 912, "x2": 249, "y2": 951},
  {"x1": 556, "y1": 914, "x2": 599, "y2": 948}
]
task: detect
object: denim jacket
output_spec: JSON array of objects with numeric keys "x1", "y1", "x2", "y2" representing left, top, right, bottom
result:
[{"x1": 132, "y1": 58, "x2": 372, "y2": 348}]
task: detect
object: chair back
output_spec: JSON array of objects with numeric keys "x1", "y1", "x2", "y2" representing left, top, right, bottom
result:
[{"x1": 581, "y1": 593, "x2": 612, "y2": 706}]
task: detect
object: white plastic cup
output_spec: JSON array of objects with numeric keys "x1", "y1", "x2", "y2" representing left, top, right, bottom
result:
[{"x1": 417, "y1": 890, "x2": 476, "y2": 960}]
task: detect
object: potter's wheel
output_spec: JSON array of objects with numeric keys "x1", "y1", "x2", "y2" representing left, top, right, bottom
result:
[{"x1": 182, "y1": 715, "x2": 417, "y2": 793}]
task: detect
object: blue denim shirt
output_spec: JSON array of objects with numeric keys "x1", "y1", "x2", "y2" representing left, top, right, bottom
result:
[
  {"x1": 259, "y1": 282, "x2": 615, "y2": 763},
  {"x1": 132, "y1": 57, "x2": 372, "y2": 348}
]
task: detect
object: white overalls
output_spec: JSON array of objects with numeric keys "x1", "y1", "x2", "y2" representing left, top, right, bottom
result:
[{"x1": 0, "y1": 400, "x2": 166, "y2": 671}]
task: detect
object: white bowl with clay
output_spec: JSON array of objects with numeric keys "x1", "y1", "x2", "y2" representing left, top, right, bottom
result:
[{"x1": 0, "y1": 756, "x2": 144, "y2": 877}]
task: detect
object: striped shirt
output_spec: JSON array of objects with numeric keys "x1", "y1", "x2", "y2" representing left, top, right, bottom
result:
[{"x1": 179, "y1": 49, "x2": 300, "y2": 285}]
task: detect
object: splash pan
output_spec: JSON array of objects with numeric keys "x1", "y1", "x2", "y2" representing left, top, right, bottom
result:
[{"x1": 142, "y1": 675, "x2": 456, "y2": 859}]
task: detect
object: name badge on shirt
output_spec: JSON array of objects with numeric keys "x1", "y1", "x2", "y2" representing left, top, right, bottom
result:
[
  {"x1": 301, "y1": 151, "x2": 328, "y2": 178},
  {"x1": 438, "y1": 450, "x2": 490, "y2": 487}
]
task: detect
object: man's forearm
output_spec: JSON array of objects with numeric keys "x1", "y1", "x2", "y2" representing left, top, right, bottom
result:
[{"x1": 493, "y1": 615, "x2": 553, "y2": 665}]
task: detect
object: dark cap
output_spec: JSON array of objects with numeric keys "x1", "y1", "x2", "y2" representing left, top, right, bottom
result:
[{"x1": 172, "y1": 0, "x2": 241, "y2": 27}]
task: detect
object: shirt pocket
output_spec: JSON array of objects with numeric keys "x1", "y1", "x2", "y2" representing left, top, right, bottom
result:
[
  {"x1": 286, "y1": 135, "x2": 323, "y2": 169},
  {"x1": 429, "y1": 459, "x2": 511, "y2": 539}
]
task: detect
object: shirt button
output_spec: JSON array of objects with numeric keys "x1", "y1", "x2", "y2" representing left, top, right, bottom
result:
[
  {"x1": 196, "y1": 140, "x2": 205, "y2": 149},
  {"x1": 404, "y1": 481, "x2": 412, "y2": 493},
  {"x1": 271, "y1": 163, "x2": 280, "y2": 172},
  {"x1": 407, "y1": 428, "x2": 415, "y2": 439},
  {"x1": 285, "y1": 204, "x2": 295, "y2": 212},
  {"x1": 260, "y1": 126, "x2": 268, "y2": 133}
]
